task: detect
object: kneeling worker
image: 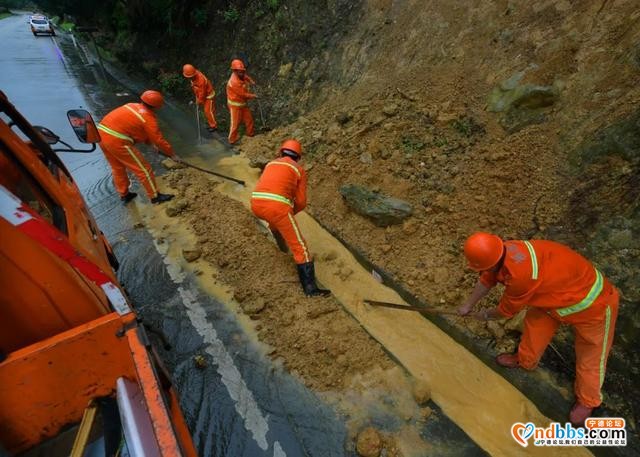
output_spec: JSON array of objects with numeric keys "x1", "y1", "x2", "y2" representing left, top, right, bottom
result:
[
  {"x1": 458, "y1": 232, "x2": 619, "y2": 426},
  {"x1": 97, "y1": 90, "x2": 178, "y2": 204},
  {"x1": 251, "y1": 139, "x2": 330, "y2": 297}
]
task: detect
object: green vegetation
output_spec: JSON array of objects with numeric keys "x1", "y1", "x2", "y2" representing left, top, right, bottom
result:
[
  {"x1": 451, "y1": 116, "x2": 485, "y2": 137},
  {"x1": 220, "y1": 5, "x2": 240, "y2": 23},
  {"x1": 399, "y1": 135, "x2": 426, "y2": 154},
  {"x1": 0, "y1": 12, "x2": 12, "y2": 19}
]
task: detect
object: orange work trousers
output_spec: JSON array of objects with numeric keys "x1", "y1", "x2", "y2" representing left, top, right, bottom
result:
[
  {"x1": 99, "y1": 134, "x2": 158, "y2": 199},
  {"x1": 251, "y1": 199, "x2": 310, "y2": 264},
  {"x1": 203, "y1": 98, "x2": 217, "y2": 129},
  {"x1": 228, "y1": 104, "x2": 254, "y2": 144},
  {"x1": 517, "y1": 286, "x2": 619, "y2": 407}
]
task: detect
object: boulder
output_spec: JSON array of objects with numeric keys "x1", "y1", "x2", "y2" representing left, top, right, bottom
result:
[
  {"x1": 488, "y1": 83, "x2": 558, "y2": 113},
  {"x1": 382, "y1": 103, "x2": 398, "y2": 116},
  {"x1": 339, "y1": 184, "x2": 413, "y2": 227}
]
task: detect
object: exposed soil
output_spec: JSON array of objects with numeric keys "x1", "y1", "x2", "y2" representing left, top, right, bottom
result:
[{"x1": 164, "y1": 169, "x2": 396, "y2": 391}]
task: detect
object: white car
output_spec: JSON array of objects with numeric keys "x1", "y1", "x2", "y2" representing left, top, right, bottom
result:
[{"x1": 29, "y1": 15, "x2": 55, "y2": 36}]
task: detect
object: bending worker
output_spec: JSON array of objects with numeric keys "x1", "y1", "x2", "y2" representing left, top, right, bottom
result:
[
  {"x1": 97, "y1": 90, "x2": 178, "y2": 204},
  {"x1": 226, "y1": 59, "x2": 256, "y2": 144},
  {"x1": 251, "y1": 139, "x2": 330, "y2": 297},
  {"x1": 458, "y1": 232, "x2": 619, "y2": 426},
  {"x1": 182, "y1": 63, "x2": 217, "y2": 131}
]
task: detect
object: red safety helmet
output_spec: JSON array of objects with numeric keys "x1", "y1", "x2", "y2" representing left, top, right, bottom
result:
[
  {"x1": 140, "y1": 90, "x2": 164, "y2": 108},
  {"x1": 280, "y1": 139, "x2": 302, "y2": 158},
  {"x1": 230, "y1": 59, "x2": 246, "y2": 71},
  {"x1": 463, "y1": 232, "x2": 504, "y2": 271},
  {"x1": 182, "y1": 64, "x2": 196, "y2": 78}
]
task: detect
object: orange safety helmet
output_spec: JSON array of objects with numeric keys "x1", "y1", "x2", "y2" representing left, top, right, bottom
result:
[
  {"x1": 182, "y1": 64, "x2": 196, "y2": 78},
  {"x1": 464, "y1": 232, "x2": 504, "y2": 271},
  {"x1": 230, "y1": 59, "x2": 246, "y2": 71},
  {"x1": 140, "y1": 90, "x2": 164, "y2": 108},
  {"x1": 280, "y1": 139, "x2": 302, "y2": 158}
]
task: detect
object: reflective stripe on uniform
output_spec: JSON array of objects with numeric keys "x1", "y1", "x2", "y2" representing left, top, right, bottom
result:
[
  {"x1": 523, "y1": 240, "x2": 539, "y2": 280},
  {"x1": 251, "y1": 192, "x2": 292, "y2": 206},
  {"x1": 599, "y1": 305, "x2": 611, "y2": 392},
  {"x1": 287, "y1": 213, "x2": 310, "y2": 263},
  {"x1": 228, "y1": 100, "x2": 246, "y2": 107},
  {"x1": 124, "y1": 104, "x2": 146, "y2": 123},
  {"x1": 206, "y1": 92, "x2": 215, "y2": 99},
  {"x1": 265, "y1": 161, "x2": 301, "y2": 177},
  {"x1": 124, "y1": 145, "x2": 157, "y2": 195},
  {"x1": 97, "y1": 124, "x2": 134, "y2": 143},
  {"x1": 556, "y1": 269, "x2": 604, "y2": 317}
]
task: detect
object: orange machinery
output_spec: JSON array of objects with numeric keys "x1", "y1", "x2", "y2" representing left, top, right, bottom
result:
[{"x1": 0, "y1": 91, "x2": 197, "y2": 456}]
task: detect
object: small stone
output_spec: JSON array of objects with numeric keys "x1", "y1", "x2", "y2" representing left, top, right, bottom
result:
[
  {"x1": 161, "y1": 158, "x2": 185, "y2": 170},
  {"x1": 412, "y1": 379, "x2": 431, "y2": 405},
  {"x1": 165, "y1": 199, "x2": 188, "y2": 217},
  {"x1": 307, "y1": 302, "x2": 338, "y2": 319},
  {"x1": 193, "y1": 355, "x2": 207, "y2": 369},
  {"x1": 241, "y1": 298, "x2": 266, "y2": 315},
  {"x1": 336, "y1": 112, "x2": 352, "y2": 125},
  {"x1": 356, "y1": 427, "x2": 383, "y2": 457},
  {"x1": 359, "y1": 151, "x2": 373, "y2": 164},
  {"x1": 381, "y1": 244, "x2": 392, "y2": 254},
  {"x1": 487, "y1": 320, "x2": 506, "y2": 339},
  {"x1": 182, "y1": 248, "x2": 201, "y2": 262},
  {"x1": 382, "y1": 104, "x2": 398, "y2": 116},
  {"x1": 326, "y1": 153, "x2": 338, "y2": 165},
  {"x1": 133, "y1": 222, "x2": 144, "y2": 229},
  {"x1": 321, "y1": 250, "x2": 338, "y2": 261}
]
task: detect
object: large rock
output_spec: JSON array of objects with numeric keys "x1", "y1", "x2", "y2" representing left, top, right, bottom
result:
[
  {"x1": 487, "y1": 72, "x2": 559, "y2": 133},
  {"x1": 340, "y1": 184, "x2": 413, "y2": 227}
]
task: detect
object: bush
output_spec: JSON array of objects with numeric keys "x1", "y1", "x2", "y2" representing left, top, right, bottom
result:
[{"x1": 220, "y1": 5, "x2": 240, "y2": 23}]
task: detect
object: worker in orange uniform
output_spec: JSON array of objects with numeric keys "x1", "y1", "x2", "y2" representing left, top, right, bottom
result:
[
  {"x1": 251, "y1": 139, "x2": 330, "y2": 297},
  {"x1": 226, "y1": 59, "x2": 256, "y2": 144},
  {"x1": 182, "y1": 64, "x2": 217, "y2": 131},
  {"x1": 458, "y1": 232, "x2": 619, "y2": 426},
  {"x1": 97, "y1": 90, "x2": 178, "y2": 204}
]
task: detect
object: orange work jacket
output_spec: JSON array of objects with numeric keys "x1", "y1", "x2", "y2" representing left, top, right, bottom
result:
[
  {"x1": 252, "y1": 157, "x2": 307, "y2": 214},
  {"x1": 226, "y1": 72, "x2": 255, "y2": 107},
  {"x1": 190, "y1": 70, "x2": 215, "y2": 105},
  {"x1": 97, "y1": 103, "x2": 174, "y2": 157},
  {"x1": 480, "y1": 240, "x2": 612, "y2": 319}
]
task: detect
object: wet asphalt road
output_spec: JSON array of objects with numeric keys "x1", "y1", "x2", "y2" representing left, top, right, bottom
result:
[{"x1": 0, "y1": 13, "x2": 484, "y2": 456}]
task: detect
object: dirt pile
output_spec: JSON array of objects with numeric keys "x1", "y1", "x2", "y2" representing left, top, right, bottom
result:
[
  {"x1": 233, "y1": 0, "x2": 640, "y2": 424},
  {"x1": 163, "y1": 169, "x2": 395, "y2": 391}
]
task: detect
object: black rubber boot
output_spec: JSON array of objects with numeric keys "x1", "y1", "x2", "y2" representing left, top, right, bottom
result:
[
  {"x1": 151, "y1": 193, "x2": 174, "y2": 204},
  {"x1": 271, "y1": 229, "x2": 289, "y2": 253},
  {"x1": 296, "y1": 261, "x2": 331, "y2": 297},
  {"x1": 120, "y1": 192, "x2": 137, "y2": 204}
]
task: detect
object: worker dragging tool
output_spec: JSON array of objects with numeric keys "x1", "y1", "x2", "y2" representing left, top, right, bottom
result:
[
  {"x1": 182, "y1": 64, "x2": 217, "y2": 132},
  {"x1": 97, "y1": 90, "x2": 179, "y2": 204},
  {"x1": 251, "y1": 139, "x2": 329, "y2": 297},
  {"x1": 458, "y1": 232, "x2": 619, "y2": 426}
]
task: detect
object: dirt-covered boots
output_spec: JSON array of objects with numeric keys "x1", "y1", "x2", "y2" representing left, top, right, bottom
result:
[{"x1": 296, "y1": 261, "x2": 330, "y2": 297}]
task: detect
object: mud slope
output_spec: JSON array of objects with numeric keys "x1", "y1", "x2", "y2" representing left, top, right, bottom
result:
[{"x1": 235, "y1": 0, "x2": 640, "y2": 429}]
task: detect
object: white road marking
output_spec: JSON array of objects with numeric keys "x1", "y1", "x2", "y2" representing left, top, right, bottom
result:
[{"x1": 151, "y1": 239, "x2": 282, "y2": 453}]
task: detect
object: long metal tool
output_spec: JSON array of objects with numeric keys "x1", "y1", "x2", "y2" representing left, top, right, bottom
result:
[
  {"x1": 364, "y1": 299, "x2": 459, "y2": 315},
  {"x1": 180, "y1": 160, "x2": 245, "y2": 186},
  {"x1": 195, "y1": 101, "x2": 202, "y2": 144}
]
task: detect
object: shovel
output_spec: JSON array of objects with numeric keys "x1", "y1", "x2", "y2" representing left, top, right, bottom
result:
[
  {"x1": 180, "y1": 160, "x2": 245, "y2": 186},
  {"x1": 364, "y1": 299, "x2": 459, "y2": 316}
]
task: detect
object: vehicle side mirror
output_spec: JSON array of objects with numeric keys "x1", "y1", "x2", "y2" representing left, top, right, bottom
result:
[
  {"x1": 67, "y1": 109, "x2": 101, "y2": 144},
  {"x1": 33, "y1": 126, "x2": 60, "y2": 145}
]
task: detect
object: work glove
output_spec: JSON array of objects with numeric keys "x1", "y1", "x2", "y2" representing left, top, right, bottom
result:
[{"x1": 189, "y1": 100, "x2": 194, "y2": 105}]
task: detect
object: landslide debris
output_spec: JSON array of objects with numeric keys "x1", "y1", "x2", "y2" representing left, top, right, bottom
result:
[{"x1": 164, "y1": 170, "x2": 395, "y2": 391}]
